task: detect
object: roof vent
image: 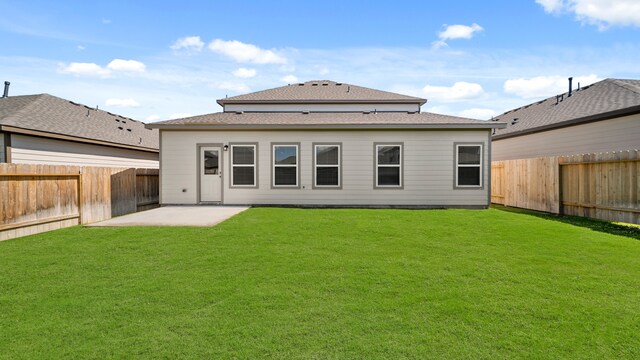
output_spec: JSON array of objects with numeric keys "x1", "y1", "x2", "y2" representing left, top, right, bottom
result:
[
  {"x1": 115, "y1": 119, "x2": 120, "y2": 122},
  {"x1": 302, "y1": 111, "x2": 310, "y2": 114},
  {"x1": 2, "y1": 81, "x2": 10, "y2": 98},
  {"x1": 363, "y1": 111, "x2": 371, "y2": 114},
  {"x1": 312, "y1": 83, "x2": 318, "y2": 86},
  {"x1": 298, "y1": 83, "x2": 304, "y2": 86},
  {"x1": 235, "y1": 111, "x2": 243, "y2": 115},
  {"x1": 511, "y1": 118, "x2": 519, "y2": 125},
  {"x1": 336, "y1": 83, "x2": 343, "y2": 86},
  {"x1": 407, "y1": 111, "x2": 416, "y2": 114},
  {"x1": 118, "y1": 126, "x2": 124, "y2": 130},
  {"x1": 322, "y1": 83, "x2": 328, "y2": 86},
  {"x1": 126, "y1": 128, "x2": 132, "y2": 132}
]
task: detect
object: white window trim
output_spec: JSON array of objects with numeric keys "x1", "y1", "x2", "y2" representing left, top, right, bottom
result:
[
  {"x1": 375, "y1": 143, "x2": 403, "y2": 188},
  {"x1": 272, "y1": 144, "x2": 299, "y2": 188},
  {"x1": 314, "y1": 144, "x2": 341, "y2": 188},
  {"x1": 230, "y1": 144, "x2": 257, "y2": 187},
  {"x1": 455, "y1": 144, "x2": 483, "y2": 188}
]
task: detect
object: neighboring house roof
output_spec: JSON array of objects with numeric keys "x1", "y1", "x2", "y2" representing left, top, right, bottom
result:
[
  {"x1": 0, "y1": 94, "x2": 158, "y2": 152},
  {"x1": 493, "y1": 78, "x2": 640, "y2": 140},
  {"x1": 147, "y1": 111, "x2": 505, "y2": 130},
  {"x1": 217, "y1": 80, "x2": 427, "y2": 106}
]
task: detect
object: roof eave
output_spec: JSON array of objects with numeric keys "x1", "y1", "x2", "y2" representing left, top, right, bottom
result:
[
  {"x1": 147, "y1": 123, "x2": 505, "y2": 131},
  {"x1": 492, "y1": 105, "x2": 640, "y2": 140},
  {"x1": 217, "y1": 99, "x2": 427, "y2": 106}
]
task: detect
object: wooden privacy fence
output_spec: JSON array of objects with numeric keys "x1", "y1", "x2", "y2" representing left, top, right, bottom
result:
[
  {"x1": 492, "y1": 150, "x2": 640, "y2": 224},
  {"x1": 0, "y1": 164, "x2": 159, "y2": 241}
]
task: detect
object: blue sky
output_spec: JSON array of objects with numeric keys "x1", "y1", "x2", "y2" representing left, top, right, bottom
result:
[{"x1": 1, "y1": 0, "x2": 640, "y2": 121}]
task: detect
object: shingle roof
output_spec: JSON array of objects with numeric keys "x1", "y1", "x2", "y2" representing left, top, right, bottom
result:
[
  {"x1": 493, "y1": 78, "x2": 640, "y2": 139},
  {"x1": 0, "y1": 94, "x2": 158, "y2": 151},
  {"x1": 147, "y1": 111, "x2": 505, "y2": 130},
  {"x1": 217, "y1": 80, "x2": 427, "y2": 105}
]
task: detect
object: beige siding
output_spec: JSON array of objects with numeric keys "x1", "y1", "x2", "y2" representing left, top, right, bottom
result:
[
  {"x1": 10, "y1": 134, "x2": 159, "y2": 168},
  {"x1": 161, "y1": 130, "x2": 490, "y2": 206},
  {"x1": 493, "y1": 113, "x2": 640, "y2": 161},
  {"x1": 224, "y1": 103, "x2": 421, "y2": 113}
]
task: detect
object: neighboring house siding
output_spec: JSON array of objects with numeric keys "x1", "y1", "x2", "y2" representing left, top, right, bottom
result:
[
  {"x1": 492, "y1": 113, "x2": 640, "y2": 161},
  {"x1": 0, "y1": 132, "x2": 5, "y2": 162},
  {"x1": 224, "y1": 103, "x2": 422, "y2": 113},
  {"x1": 10, "y1": 134, "x2": 158, "y2": 168},
  {"x1": 161, "y1": 130, "x2": 490, "y2": 206}
]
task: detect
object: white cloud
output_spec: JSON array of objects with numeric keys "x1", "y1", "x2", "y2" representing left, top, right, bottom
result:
[
  {"x1": 208, "y1": 39, "x2": 287, "y2": 64},
  {"x1": 59, "y1": 62, "x2": 110, "y2": 77},
  {"x1": 536, "y1": 0, "x2": 640, "y2": 29},
  {"x1": 422, "y1": 82, "x2": 485, "y2": 102},
  {"x1": 106, "y1": 59, "x2": 146, "y2": 73},
  {"x1": 218, "y1": 82, "x2": 250, "y2": 93},
  {"x1": 105, "y1": 98, "x2": 140, "y2": 107},
  {"x1": 503, "y1": 74, "x2": 601, "y2": 98},
  {"x1": 459, "y1": 108, "x2": 497, "y2": 120},
  {"x1": 102, "y1": 18, "x2": 111, "y2": 25},
  {"x1": 76, "y1": 45, "x2": 85, "y2": 51},
  {"x1": 432, "y1": 23, "x2": 483, "y2": 48},
  {"x1": 280, "y1": 75, "x2": 298, "y2": 83},
  {"x1": 232, "y1": 67, "x2": 257, "y2": 78},
  {"x1": 170, "y1": 36, "x2": 204, "y2": 51},
  {"x1": 145, "y1": 114, "x2": 161, "y2": 122},
  {"x1": 169, "y1": 113, "x2": 192, "y2": 119}
]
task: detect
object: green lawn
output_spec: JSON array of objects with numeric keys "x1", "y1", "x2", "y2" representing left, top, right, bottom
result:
[{"x1": 1, "y1": 207, "x2": 640, "y2": 359}]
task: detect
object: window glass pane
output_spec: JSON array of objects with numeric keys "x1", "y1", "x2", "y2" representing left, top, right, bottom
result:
[
  {"x1": 275, "y1": 167, "x2": 297, "y2": 185},
  {"x1": 316, "y1": 167, "x2": 339, "y2": 186},
  {"x1": 233, "y1": 146, "x2": 254, "y2": 165},
  {"x1": 458, "y1": 146, "x2": 481, "y2": 165},
  {"x1": 378, "y1": 146, "x2": 400, "y2": 165},
  {"x1": 378, "y1": 167, "x2": 400, "y2": 186},
  {"x1": 458, "y1": 167, "x2": 481, "y2": 186},
  {"x1": 275, "y1": 146, "x2": 297, "y2": 165},
  {"x1": 204, "y1": 150, "x2": 218, "y2": 175},
  {"x1": 316, "y1": 146, "x2": 339, "y2": 165},
  {"x1": 233, "y1": 167, "x2": 254, "y2": 185}
]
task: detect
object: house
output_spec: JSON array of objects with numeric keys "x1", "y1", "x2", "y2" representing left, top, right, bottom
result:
[
  {"x1": 147, "y1": 80, "x2": 505, "y2": 207},
  {"x1": 492, "y1": 78, "x2": 640, "y2": 161},
  {"x1": 0, "y1": 84, "x2": 159, "y2": 168}
]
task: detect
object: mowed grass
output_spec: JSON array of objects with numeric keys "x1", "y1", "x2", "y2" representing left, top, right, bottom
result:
[{"x1": 1, "y1": 208, "x2": 640, "y2": 359}]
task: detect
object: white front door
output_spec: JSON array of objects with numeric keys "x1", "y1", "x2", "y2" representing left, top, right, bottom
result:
[{"x1": 200, "y1": 146, "x2": 222, "y2": 202}]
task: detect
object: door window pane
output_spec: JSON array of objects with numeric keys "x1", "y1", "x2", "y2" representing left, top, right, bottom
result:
[{"x1": 204, "y1": 150, "x2": 218, "y2": 175}]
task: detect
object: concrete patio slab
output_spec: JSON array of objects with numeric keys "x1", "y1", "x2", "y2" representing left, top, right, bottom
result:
[{"x1": 86, "y1": 206, "x2": 249, "y2": 227}]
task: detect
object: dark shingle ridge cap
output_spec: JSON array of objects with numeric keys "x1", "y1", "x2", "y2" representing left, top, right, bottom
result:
[{"x1": 217, "y1": 80, "x2": 427, "y2": 106}]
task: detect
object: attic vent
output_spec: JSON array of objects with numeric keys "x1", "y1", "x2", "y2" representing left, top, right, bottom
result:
[
  {"x1": 511, "y1": 118, "x2": 519, "y2": 125},
  {"x1": 312, "y1": 83, "x2": 318, "y2": 86},
  {"x1": 582, "y1": 85, "x2": 591, "y2": 90},
  {"x1": 322, "y1": 83, "x2": 328, "y2": 86},
  {"x1": 407, "y1": 111, "x2": 417, "y2": 114},
  {"x1": 115, "y1": 119, "x2": 120, "y2": 122},
  {"x1": 126, "y1": 128, "x2": 132, "y2": 132},
  {"x1": 298, "y1": 83, "x2": 304, "y2": 86},
  {"x1": 336, "y1": 83, "x2": 342, "y2": 86},
  {"x1": 122, "y1": 120, "x2": 126, "y2": 124},
  {"x1": 363, "y1": 111, "x2": 371, "y2": 114},
  {"x1": 235, "y1": 111, "x2": 243, "y2": 114},
  {"x1": 118, "y1": 126, "x2": 124, "y2": 130},
  {"x1": 302, "y1": 111, "x2": 310, "y2": 114},
  {"x1": 69, "y1": 101, "x2": 81, "y2": 106}
]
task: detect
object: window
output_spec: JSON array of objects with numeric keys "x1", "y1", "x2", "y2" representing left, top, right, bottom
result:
[
  {"x1": 230, "y1": 144, "x2": 256, "y2": 187},
  {"x1": 313, "y1": 143, "x2": 341, "y2": 188},
  {"x1": 203, "y1": 150, "x2": 219, "y2": 175},
  {"x1": 455, "y1": 144, "x2": 483, "y2": 187},
  {"x1": 375, "y1": 143, "x2": 402, "y2": 188},
  {"x1": 272, "y1": 144, "x2": 299, "y2": 187}
]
